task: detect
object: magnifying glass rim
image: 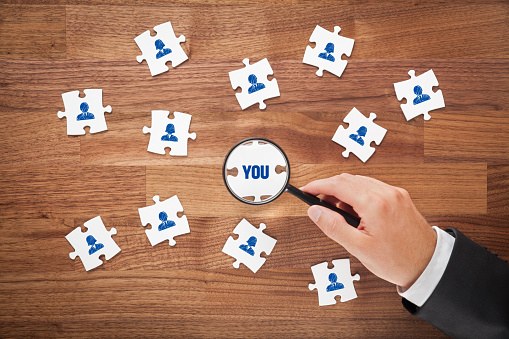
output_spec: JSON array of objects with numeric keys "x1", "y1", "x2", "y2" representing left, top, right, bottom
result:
[{"x1": 222, "y1": 137, "x2": 291, "y2": 205}]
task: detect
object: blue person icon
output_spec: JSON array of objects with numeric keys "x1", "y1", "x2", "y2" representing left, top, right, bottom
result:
[
  {"x1": 155, "y1": 39, "x2": 172, "y2": 59},
  {"x1": 239, "y1": 236, "x2": 257, "y2": 256},
  {"x1": 318, "y1": 42, "x2": 336, "y2": 62},
  {"x1": 326, "y1": 273, "x2": 344, "y2": 292},
  {"x1": 77, "y1": 102, "x2": 95, "y2": 121},
  {"x1": 161, "y1": 123, "x2": 178, "y2": 142},
  {"x1": 247, "y1": 74, "x2": 266, "y2": 94},
  {"x1": 86, "y1": 235, "x2": 104, "y2": 255},
  {"x1": 412, "y1": 85, "x2": 431, "y2": 105},
  {"x1": 158, "y1": 211, "x2": 176, "y2": 231},
  {"x1": 349, "y1": 126, "x2": 367, "y2": 146}
]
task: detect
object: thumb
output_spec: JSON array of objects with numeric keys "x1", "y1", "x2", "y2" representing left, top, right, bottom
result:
[{"x1": 307, "y1": 205, "x2": 361, "y2": 250}]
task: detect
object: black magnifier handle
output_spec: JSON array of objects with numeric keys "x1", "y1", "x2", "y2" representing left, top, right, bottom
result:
[{"x1": 285, "y1": 184, "x2": 360, "y2": 228}]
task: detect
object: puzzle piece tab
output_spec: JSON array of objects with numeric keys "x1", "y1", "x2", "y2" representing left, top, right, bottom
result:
[
  {"x1": 303, "y1": 25, "x2": 354, "y2": 78},
  {"x1": 309, "y1": 258, "x2": 360, "y2": 306},
  {"x1": 225, "y1": 140, "x2": 287, "y2": 202},
  {"x1": 143, "y1": 110, "x2": 196, "y2": 156},
  {"x1": 332, "y1": 107, "x2": 387, "y2": 163},
  {"x1": 65, "y1": 216, "x2": 121, "y2": 271},
  {"x1": 393, "y1": 69, "x2": 445, "y2": 121},
  {"x1": 57, "y1": 89, "x2": 112, "y2": 135},
  {"x1": 138, "y1": 195, "x2": 190, "y2": 246},
  {"x1": 229, "y1": 58, "x2": 280, "y2": 110},
  {"x1": 222, "y1": 219, "x2": 277, "y2": 273},
  {"x1": 135, "y1": 20, "x2": 188, "y2": 76}
]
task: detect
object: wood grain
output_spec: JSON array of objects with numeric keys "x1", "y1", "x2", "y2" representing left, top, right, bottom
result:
[
  {"x1": 63, "y1": 3, "x2": 509, "y2": 60},
  {"x1": 0, "y1": 2, "x2": 507, "y2": 337},
  {"x1": 0, "y1": 5, "x2": 66, "y2": 59}
]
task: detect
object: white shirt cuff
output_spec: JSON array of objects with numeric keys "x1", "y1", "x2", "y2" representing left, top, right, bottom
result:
[{"x1": 397, "y1": 226, "x2": 455, "y2": 307}]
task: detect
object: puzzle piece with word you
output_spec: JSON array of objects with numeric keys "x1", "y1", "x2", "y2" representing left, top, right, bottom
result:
[
  {"x1": 225, "y1": 140, "x2": 287, "y2": 202},
  {"x1": 58, "y1": 89, "x2": 112, "y2": 135},
  {"x1": 332, "y1": 107, "x2": 387, "y2": 163},
  {"x1": 222, "y1": 219, "x2": 277, "y2": 273},
  {"x1": 65, "y1": 216, "x2": 121, "y2": 271},
  {"x1": 229, "y1": 58, "x2": 280, "y2": 110},
  {"x1": 143, "y1": 110, "x2": 196, "y2": 156},
  {"x1": 138, "y1": 195, "x2": 190, "y2": 246},
  {"x1": 393, "y1": 69, "x2": 445, "y2": 121},
  {"x1": 309, "y1": 258, "x2": 360, "y2": 306},
  {"x1": 135, "y1": 20, "x2": 188, "y2": 76},
  {"x1": 303, "y1": 25, "x2": 355, "y2": 78}
]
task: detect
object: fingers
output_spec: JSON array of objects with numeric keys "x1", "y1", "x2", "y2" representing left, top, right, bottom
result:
[
  {"x1": 307, "y1": 205, "x2": 363, "y2": 251},
  {"x1": 319, "y1": 194, "x2": 360, "y2": 219},
  {"x1": 301, "y1": 174, "x2": 368, "y2": 210}
]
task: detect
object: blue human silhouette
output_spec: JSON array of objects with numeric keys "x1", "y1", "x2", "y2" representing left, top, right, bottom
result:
[
  {"x1": 349, "y1": 126, "x2": 367, "y2": 146},
  {"x1": 158, "y1": 211, "x2": 176, "y2": 231},
  {"x1": 161, "y1": 123, "x2": 178, "y2": 142},
  {"x1": 86, "y1": 235, "x2": 104, "y2": 255},
  {"x1": 318, "y1": 42, "x2": 336, "y2": 62},
  {"x1": 247, "y1": 74, "x2": 266, "y2": 94},
  {"x1": 239, "y1": 236, "x2": 257, "y2": 256},
  {"x1": 326, "y1": 273, "x2": 344, "y2": 292},
  {"x1": 155, "y1": 39, "x2": 172, "y2": 59},
  {"x1": 412, "y1": 85, "x2": 431, "y2": 105},
  {"x1": 77, "y1": 102, "x2": 95, "y2": 121}
]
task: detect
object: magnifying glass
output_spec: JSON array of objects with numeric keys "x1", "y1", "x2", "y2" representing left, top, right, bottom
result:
[{"x1": 222, "y1": 138, "x2": 360, "y2": 228}]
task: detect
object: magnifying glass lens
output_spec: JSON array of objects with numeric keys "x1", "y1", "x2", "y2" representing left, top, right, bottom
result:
[{"x1": 223, "y1": 139, "x2": 290, "y2": 205}]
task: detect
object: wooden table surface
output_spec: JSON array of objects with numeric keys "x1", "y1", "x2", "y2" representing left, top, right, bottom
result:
[{"x1": 1, "y1": 1, "x2": 508, "y2": 337}]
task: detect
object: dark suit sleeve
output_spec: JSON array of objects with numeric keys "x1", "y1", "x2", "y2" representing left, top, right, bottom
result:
[{"x1": 402, "y1": 227, "x2": 509, "y2": 338}]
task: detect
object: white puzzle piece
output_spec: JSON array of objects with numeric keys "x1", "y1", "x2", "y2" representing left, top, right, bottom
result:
[
  {"x1": 225, "y1": 140, "x2": 287, "y2": 202},
  {"x1": 57, "y1": 89, "x2": 112, "y2": 135},
  {"x1": 309, "y1": 258, "x2": 360, "y2": 306},
  {"x1": 135, "y1": 20, "x2": 188, "y2": 76},
  {"x1": 65, "y1": 216, "x2": 121, "y2": 271},
  {"x1": 332, "y1": 107, "x2": 387, "y2": 163},
  {"x1": 393, "y1": 69, "x2": 445, "y2": 121},
  {"x1": 303, "y1": 25, "x2": 354, "y2": 78},
  {"x1": 222, "y1": 219, "x2": 277, "y2": 273},
  {"x1": 143, "y1": 110, "x2": 196, "y2": 156},
  {"x1": 138, "y1": 195, "x2": 190, "y2": 246},
  {"x1": 229, "y1": 58, "x2": 280, "y2": 110}
]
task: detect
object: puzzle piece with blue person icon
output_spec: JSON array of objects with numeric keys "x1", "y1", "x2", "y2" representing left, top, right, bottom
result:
[
  {"x1": 309, "y1": 258, "x2": 360, "y2": 306},
  {"x1": 135, "y1": 20, "x2": 188, "y2": 76},
  {"x1": 222, "y1": 219, "x2": 277, "y2": 273},
  {"x1": 229, "y1": 58, "x2": 280, "y2": 110},
  {"x1": 58, "y1": 89, "x2": 112, "y2": 135},
  {"x1": 303, "y1": 25, "x2": 354, "y2": 78},
  {"x1": 138, "y1": 195, "x2": 190, "y2": 247},
  {"x1": 65, "y1": 216, "x2": 121, "y2": 271},
  {"x1": 332, "y1": 107, "x2": 387, "y2": 163},
  {"x1": 143, "y1": 110, "x2": 196, "y2": 156},
  {"x1": 393, "y1": 69, "x2": 445, "y2": 121}
]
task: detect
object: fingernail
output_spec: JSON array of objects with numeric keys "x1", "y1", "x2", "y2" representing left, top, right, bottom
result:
[{"x1": 308, "y1": 206, "x2": 322, "y2": 223}]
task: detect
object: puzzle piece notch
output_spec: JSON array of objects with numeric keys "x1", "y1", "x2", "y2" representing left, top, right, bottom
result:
[
  {"x1": 308, "y1": 258, "x2": 360, "y2": 306},
  {"x1": 225, "y1": 140, "x2": 287, "y2": 202},
  {"x1": 58, "y1": 89, "x2": 112, "y2": 135},
  {"x1": 138, "y1": 195, "x2": 190, "y2": 246},
  {"x1": 135, "y1": 21, "x2": 188, "y2": 76},
  {"x1": 332, "y1": 107, "x2": 387, "y2": 163},
  {"x1": 222, "y1": 218, "x2": 277, "y2": 273},
  {"x1": 303, "y1": 25, "x2": 355, "y2": 78},
  {"x1": 229, "y1": 58, "x2": 280, "y2": 110},
  {"x1": 143, "y1": 110, "x2": 196, "y2": 156},
  {"x1": 65, "y1": 216, "x2": 121, "y2": 271},
  {"x1": 393, "y1": 69, "x2": 445, "y2": 121}
]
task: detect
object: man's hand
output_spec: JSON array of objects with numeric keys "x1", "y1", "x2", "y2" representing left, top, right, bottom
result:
[{"x1": 301, "y1": 173, "x2": 437, "y2": 289}]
